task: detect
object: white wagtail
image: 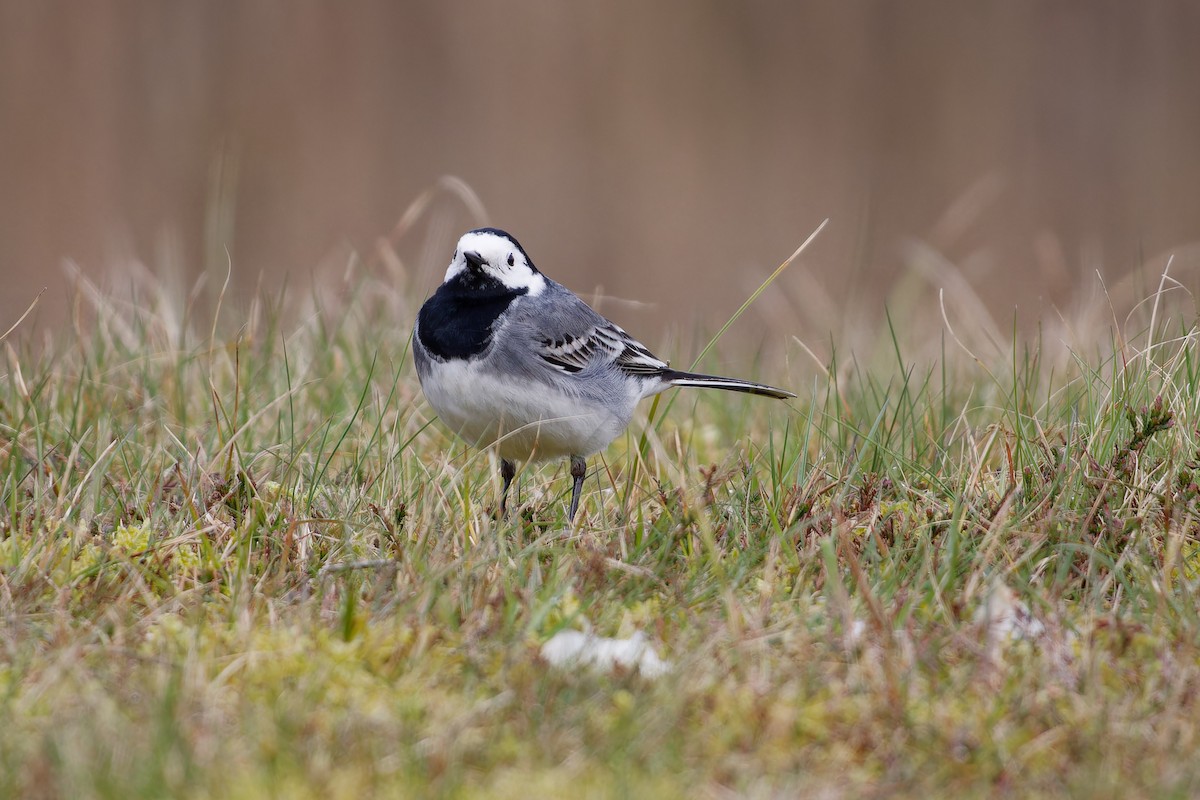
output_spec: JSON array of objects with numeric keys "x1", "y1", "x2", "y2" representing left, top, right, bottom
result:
[{"x1": 412, "y1": 228, "x2": 795, "y2": 521}]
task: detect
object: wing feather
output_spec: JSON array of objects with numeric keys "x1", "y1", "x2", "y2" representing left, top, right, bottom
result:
[{"x1": 539, "y1": 321, "x2": 668, "y2": 376}]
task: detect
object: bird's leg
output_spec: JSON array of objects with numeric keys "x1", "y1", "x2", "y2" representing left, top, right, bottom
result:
[
  {"x1": 567, "y1": 455, "x2": 587, "y2": 522},
  {"x1": 499, "y1": 458, "x2": 517, "y2": 516}
]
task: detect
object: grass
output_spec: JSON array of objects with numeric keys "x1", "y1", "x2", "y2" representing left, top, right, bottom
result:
[{"x1": 3, "y1": 242, "x2": 1200, "y2": 798}]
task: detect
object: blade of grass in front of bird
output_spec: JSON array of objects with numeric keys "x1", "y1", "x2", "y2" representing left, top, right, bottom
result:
[{"x1": 634, "y1": 220, "x2": 828, "y2": 501}]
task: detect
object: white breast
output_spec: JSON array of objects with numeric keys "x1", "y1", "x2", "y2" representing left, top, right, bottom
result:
[{"x1": 419, "y1": 359, "x2": 636, "y2": 460}]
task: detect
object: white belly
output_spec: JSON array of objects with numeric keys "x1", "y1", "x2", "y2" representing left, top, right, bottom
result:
[{"x1": 419, "y1": 360, "x2": 633, "y2": 460}]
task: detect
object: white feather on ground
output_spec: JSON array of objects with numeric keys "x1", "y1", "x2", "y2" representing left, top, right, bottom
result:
[{"x1": 540, "y1": 631, "x2": 672, "y2": 678}]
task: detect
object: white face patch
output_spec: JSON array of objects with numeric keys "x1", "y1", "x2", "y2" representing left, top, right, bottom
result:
[{"x1": 443, "y1": 230, "x2": 546, "y2": 296}]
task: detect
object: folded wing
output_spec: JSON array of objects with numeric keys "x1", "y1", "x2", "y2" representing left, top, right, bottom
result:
[{"x1": 539, "y1": 321, "x2": 668, "y2": 377}]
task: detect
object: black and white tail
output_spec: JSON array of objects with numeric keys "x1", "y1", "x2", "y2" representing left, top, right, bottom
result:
[{"x1": 661, "y1": 369, "x2": 795, "y2": 400}]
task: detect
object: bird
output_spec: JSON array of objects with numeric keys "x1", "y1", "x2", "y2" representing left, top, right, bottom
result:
[{"x1": 411, "y1": 227, "x2": 795, "y2": 522}]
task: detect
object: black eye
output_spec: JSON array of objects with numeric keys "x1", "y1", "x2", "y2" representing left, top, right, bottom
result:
[{"x1": 507, "y1": 253, "x2": 515, "y2": 267}]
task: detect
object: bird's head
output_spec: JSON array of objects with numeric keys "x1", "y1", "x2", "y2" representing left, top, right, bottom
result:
[{"x1": 444, "y1": 228, "x2": 545, "y2": 296}]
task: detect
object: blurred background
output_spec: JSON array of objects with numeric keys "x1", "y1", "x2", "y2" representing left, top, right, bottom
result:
[{"x1": 2, "y1": 2, "x2": 1199, "y2": 349}]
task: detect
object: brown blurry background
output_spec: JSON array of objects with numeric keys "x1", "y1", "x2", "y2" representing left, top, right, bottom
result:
[{"x1": 2, "y1": 2, "x2": 1199, "y2": 343}]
